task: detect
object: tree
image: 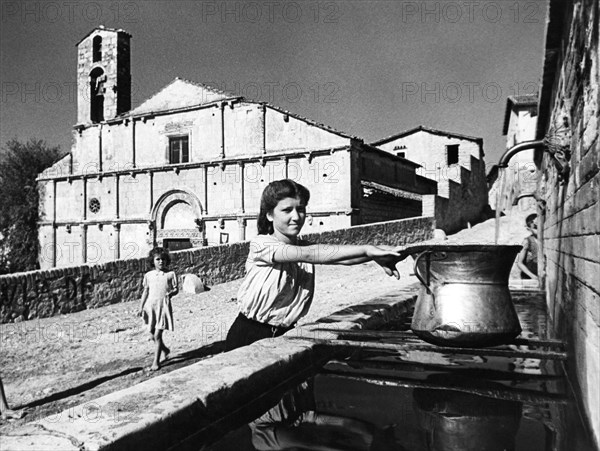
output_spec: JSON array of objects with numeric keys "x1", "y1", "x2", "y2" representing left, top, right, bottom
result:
[{"x1": 0, "y1": 139, "x2": 65, "y2": 274}]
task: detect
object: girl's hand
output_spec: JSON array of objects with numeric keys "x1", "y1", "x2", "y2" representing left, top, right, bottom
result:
[{"x1": 366, "y1": 246, "x2": 406, "y2": 279}]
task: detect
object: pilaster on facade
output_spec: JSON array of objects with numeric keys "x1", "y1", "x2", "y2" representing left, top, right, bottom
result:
[
  {"x1": 130, "y1": 118, "x2": 136, "y2": 168},
  {"x1": 238, "y1": 161, "x2": 245, "y2": 214},
  {"x1": 112, "y1": 222, "x2": 121, "y2": 260},
  {"x1": 97, "y1": 124, "x2": 103, "y2": 172},
  {"x1": 81, "y1": 224, "x2": 88, "y2": 263},
  {"x1": 50, "y1": 222, "x2": 57, "y2": 268},
  {"x1": 261, "y1": 103, "x2": 267, "y2": 154},
  {"x1": 115, "y1": 174, "x2": 120, "y2": 219},
  {"x1": 203, "y1": 166, "x2": 209, "y2": 215},
  {"x1": 237, "y1": 217, "x2": 247, "y2": 242},
  {"x1": 283, "y1": 155, "x2": 289, "y2": 179},
  {"x1": 148, "y1": 171, "x2": 154, "y2": 216},
  {"x1": 220, "y1": 102, "x2": 226, "y2": 159}
]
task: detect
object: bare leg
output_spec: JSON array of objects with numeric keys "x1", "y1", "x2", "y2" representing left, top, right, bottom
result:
[
  {"x1": 151, "y1": 329, "x2": 163, "y2": 371},
  {"x1": 0, "y1": 376, "x2": 24, "y2": 420},
  {"x1": 161, "y1": 340, "x2": 170, "y2": 360},
  {"x1": 0, "y1": 376, "x2": 10, "y2": 412}
]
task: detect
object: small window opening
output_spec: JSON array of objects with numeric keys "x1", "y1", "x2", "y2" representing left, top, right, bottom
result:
[
  {"x1": 93, "y1": 36, "x2": 102, "y2": 62},
  {"x1": 447, "y1": 144, "x2": 459, "y2": 165},
  {"x1": 169, "y1": 136, "x2": 189, "y2": 164},
  {"x1": 90, "y1": 67, "x2": 105, "y2": 123}
]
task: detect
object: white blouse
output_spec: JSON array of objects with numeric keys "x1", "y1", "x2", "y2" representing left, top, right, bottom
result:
[{"x1": 237, "y1": 234, "x2": 315, "y2": 328}]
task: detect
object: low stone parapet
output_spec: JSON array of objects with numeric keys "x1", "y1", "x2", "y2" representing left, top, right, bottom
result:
[
  {"x1": 0, "y1": 216, "x2": 433, "y2": 323},
  {"x1": 0, "y1": 285, "x2": 419, "y2": 450}
]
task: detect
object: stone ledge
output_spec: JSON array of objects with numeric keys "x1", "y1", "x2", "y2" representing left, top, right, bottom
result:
[{"x1": 0, "y1": 287, "x2": 418, "y2": 451}]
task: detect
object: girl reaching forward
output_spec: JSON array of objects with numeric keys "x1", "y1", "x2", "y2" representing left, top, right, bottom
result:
[
  {"x1": 225, "y1": 179, "x2": 407, "y2": 351},
  {"x1": 139, "y1": 247, "x2": 178, "y2": 370}
]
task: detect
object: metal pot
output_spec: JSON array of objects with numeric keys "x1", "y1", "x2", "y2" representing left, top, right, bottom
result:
[{"x1": 410, "y1": 244, "x2": 522, "y2": 347}]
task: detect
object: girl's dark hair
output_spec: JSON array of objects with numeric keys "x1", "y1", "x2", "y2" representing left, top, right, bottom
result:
[
  {"x1": 147, "y1": 246, "x2": 171, "y2": 269},
  {"x1": 257, "y1": 179, "x2": 310, "y2": 235}
]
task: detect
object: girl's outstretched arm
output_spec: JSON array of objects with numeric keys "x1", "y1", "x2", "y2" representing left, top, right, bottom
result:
[
  {"x1": 272, "y1": 244, "x2": 407, "y2": 278},
  {"x1": 334, "y1": 245, "x2": 408, "y2": 265}
]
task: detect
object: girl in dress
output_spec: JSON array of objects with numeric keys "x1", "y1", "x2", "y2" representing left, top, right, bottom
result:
[
  {"x1": 225, "y1": 179, "x2": 407, "y2": 351},
  {"x1": 139, "y1": 247, "x2": 178, "y2": 370}
]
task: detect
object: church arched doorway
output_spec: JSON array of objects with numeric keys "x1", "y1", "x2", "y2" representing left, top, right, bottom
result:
[{"x1": 151, "y1": 190, "x2": 204, "y2": 251}]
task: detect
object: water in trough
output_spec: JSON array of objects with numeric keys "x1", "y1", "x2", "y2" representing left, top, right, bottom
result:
[{"x1": 181, "y1": 292, "x2": 595, "y2": 451}]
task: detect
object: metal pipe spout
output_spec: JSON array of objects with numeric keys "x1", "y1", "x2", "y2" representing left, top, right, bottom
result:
[
  {"x1": 497, "y1": 138, "x2": 570, "y2": 184},
  {"x1": 497, "y1": 140, "x2": 546, "y2": 168}
]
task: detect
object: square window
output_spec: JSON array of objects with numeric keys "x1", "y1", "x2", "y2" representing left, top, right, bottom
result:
[
  {"x1": 169, "y1": 136, "x2": 189, "y2": 164},
  {"x1": 447, "y1": 144, "x2": 459, "y2": 165}
]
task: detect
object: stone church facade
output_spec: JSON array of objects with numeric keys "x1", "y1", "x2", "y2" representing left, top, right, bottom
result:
[{"x1": 37, "y1": 26, "x2": 437, "y2": 269}]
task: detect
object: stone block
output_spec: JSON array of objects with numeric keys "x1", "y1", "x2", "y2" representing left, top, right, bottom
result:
[
  {"x1": 182, "y1": 274, "x2": 207, "y2": 294},
  {"x1": 579, "y1": 143, "x2": 599, "y2": 182}
]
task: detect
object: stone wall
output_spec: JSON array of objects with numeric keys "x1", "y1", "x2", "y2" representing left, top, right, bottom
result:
[
  {"x1": 0, "y1": 217, "x2": 434, "y2": 324},
  {"x1": 537, "y1": 0, "x2": 599, "y2": 446}
]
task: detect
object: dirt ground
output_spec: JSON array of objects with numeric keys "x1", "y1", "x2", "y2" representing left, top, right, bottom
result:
[
  {"x1": 0, "y1": 260, "x2": 412, "y2": 433},
  {"x1": 0, "y1": 213, "x2": 530, "y2": 434}
]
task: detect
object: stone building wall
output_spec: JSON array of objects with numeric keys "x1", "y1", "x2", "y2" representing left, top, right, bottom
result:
[
  {"x1": 38, "y1": 149, "x2": 358, "y2": 268},
  {"x1": 356, "y1": 145, "x2": 437, "y2": 224},
  {"x1": 1, "y1": 217, "x2": 435, "y2": 324},
  {"x1": 374, "y1": 128, "x2": 488, "y2": 222},
  {"x1": 489, "y1": 96, "x2": 539, "y2": 213},
  {"x1": 536, "y1": 0, "x2": 599, "y2": 446},
  {"x1": 422, "y1": 155, "x2": 489, "y2": 233},
  {"x1": 375, "y1": 129, "x2": 483, "y2": 180}
]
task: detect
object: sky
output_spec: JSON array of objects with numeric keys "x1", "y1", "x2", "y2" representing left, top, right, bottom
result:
[{"x1": 0, "y1": 0, "x2": 548, "y2": 171}]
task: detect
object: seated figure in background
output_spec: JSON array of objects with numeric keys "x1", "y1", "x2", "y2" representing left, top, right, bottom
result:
[{"x1": 517, "y1": 213, "x2": 539, "y2": 281}]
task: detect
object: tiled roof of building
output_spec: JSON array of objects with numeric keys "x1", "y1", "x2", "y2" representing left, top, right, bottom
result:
[
  {"x1": 502, "y1": 94, "x2": 539, "y2": 135},
  {"x1": 128, "y1": 78, "x2": 238, "y2": 116},
  {"x1": 263, "y1": 102, "x2": 358, "y2": 139},
  {"x1": 359, "y1": 143, "x2": 421, "y2": 167},
  {"x1": 371, "y1": 125, "x2": 483, "y2": 146},
  {"x1": 508, "y1": 94, "x2": 539, "y2": 106},
  {"x1": 126, "y1": 78, "x2": 358, "y2": 139}
]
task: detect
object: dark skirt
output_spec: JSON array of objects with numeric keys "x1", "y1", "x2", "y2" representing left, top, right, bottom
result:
[{"x1": 225, "y1": 313, "x2": 294, "y2": 351}]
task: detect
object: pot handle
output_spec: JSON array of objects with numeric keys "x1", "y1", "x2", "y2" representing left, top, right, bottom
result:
[{"x1": 413, "y1": 250, "x2": 432, "y2": 294}]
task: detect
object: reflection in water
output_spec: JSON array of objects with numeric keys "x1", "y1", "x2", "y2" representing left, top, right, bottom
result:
[
  {"x1": 249, "y1": 379, "x2": 398, "y2": 451},
  {"x1": 413, "y1": 374, "x2": 522, "y2": 451},
  {"x1": 204, "y1": 292, "x2": 594, "y2": 451}
]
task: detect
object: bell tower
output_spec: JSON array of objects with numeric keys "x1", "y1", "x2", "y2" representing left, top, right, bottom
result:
[{"x1": 76, "y1": 26, "x2": 131, "y2": 124}]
